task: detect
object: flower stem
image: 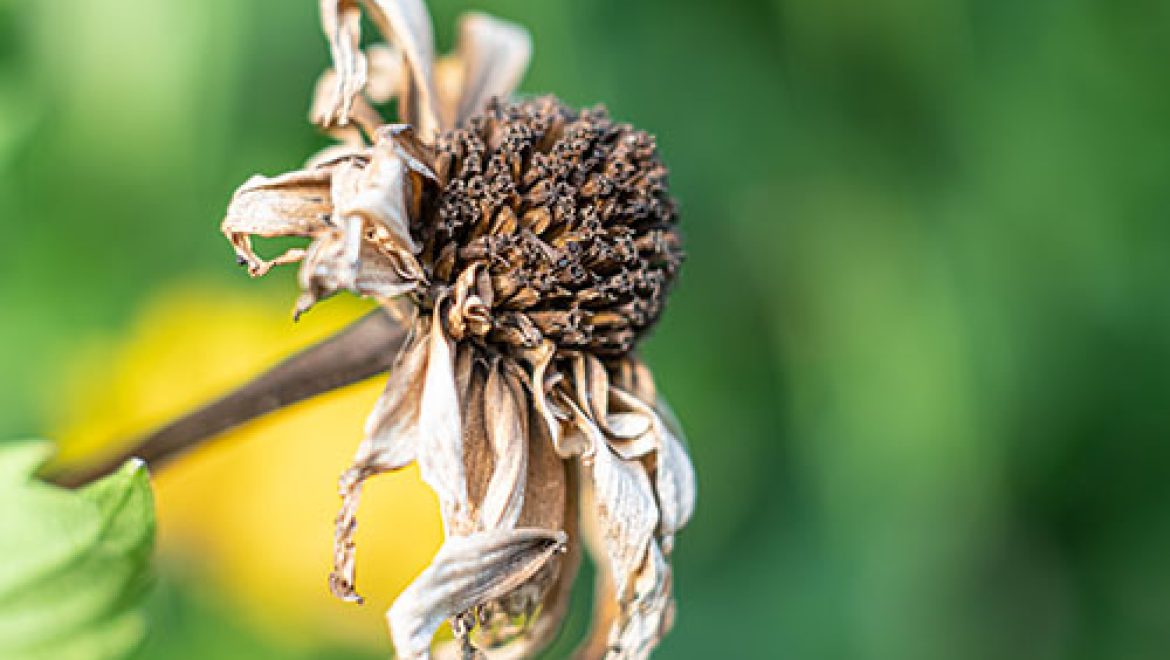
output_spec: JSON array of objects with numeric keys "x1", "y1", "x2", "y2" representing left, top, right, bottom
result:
[{"x1": 48, "y1": 311, "x2": 406, "y2": 488}]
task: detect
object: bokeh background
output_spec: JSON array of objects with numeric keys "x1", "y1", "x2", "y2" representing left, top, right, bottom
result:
[{"x1": 3, "y1": 0, "x2": 1170, "y2": 658}]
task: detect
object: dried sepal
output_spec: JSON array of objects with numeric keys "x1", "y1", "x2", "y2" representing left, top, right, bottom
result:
[{"x1": 387, "y1": 528, "x2": 567, "y2": 659}]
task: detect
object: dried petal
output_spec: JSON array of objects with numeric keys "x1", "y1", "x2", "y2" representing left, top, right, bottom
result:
[
  {"x1": 365, "y1": 43, "x2": 405, "y2": 103},
  {"x1": 487, "y1": 458, "x2": 579, "y2": 659},
  {"x1": 449, "y1": 12, "x2": 532, "y2": 128},
  {"x1": 329, "y1": 321, "x2": 431, "y2": 602},
  {"x1": 519, "y1": 342, "x2": 585, "y2": 458},
  {"x1": 359, "y1": 0, "x2": 440, "y2": 137},
  {"x1": 221, "y1": 168, "x2": 335, "y2": 275},
  {"x1": 584, "y1": 414, "x2": 658, "y2": 600},
  {"x1": 387, "y1": 528, "x2": 567, "y2": 659},
  {"x1": 318, "y1": 0, "x2": 367, "y2": 127},
  {"x1": 415, "y1": 310, "x2": 469, "y2": 532},
  {"x1": 295, "y1": 213, "x2": 365, "y2": 315},
  {"x1": 479, "y1": 363, "x2": 528, "y2": 530},
  {"x1": 609, "y1": 388, "x2": 697, "y2": 544},
  {"x1": 332, "y1": 138, "x2": 424, "y2": 255},
  {"x1": 607, "y1": 542, "x2": 673, "y2": 659},
  {"x1": 653, "y1": 402, "x2": 696, "y2": 546},
  {"x1": 311, "y1": 66, "x2": 385, "y2": 141}
]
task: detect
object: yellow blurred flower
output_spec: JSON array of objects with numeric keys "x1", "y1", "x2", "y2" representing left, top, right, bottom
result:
[{"x1": 45, "y1": 281, "x2": 442, "y2": 651}]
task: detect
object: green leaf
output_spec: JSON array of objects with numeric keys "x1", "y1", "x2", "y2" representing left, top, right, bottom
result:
[{"x1": 0, "y1": 442, "x2": 156, "y2": 660}]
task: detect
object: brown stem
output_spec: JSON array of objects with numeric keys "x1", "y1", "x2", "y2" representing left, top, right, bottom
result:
[{"x1": 48, "y1": 310, "x2": 407, "y2": 488}]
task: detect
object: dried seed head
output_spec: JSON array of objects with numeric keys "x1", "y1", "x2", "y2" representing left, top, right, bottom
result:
[{"x1": 415, "y1": 96, "x2": 683, "y2": 356}]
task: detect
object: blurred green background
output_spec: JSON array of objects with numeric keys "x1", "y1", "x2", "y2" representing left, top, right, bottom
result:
[{"x1": 3, "y1": 0, "x2": 1170, "y2": 658}]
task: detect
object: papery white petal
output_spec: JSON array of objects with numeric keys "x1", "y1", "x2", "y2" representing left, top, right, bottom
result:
[
  {"x1": 318, "y1": 0, "x2": 367, "y2": 126},
  {"x1": 387, "y1": 528, "x2": 567, "y2": 659},
  {"x1": 608, "y1": 388, "x2": 697, "y2": 542},
  {"x1": 606, "y1": 412, "x2": 653, "y2": 441},
  {"x1": 415, "y1": 311, "x2": 468, "y2": 533},
  {"x1": 480, "y1": 364, "x2": 528, "y2": 530},
  {"x1": 361, "y1": 0, "x2": 441, "y2": 137},
  {"x1": 588, "y1": 421, "x2": 659, "y2": 601},
  {"x1": 606, "y1": 542, "x2": 673, "y2": 660},
  {"x1": 221, "y1": 168, "x2": 335, "y2": 275},
  {"x1": 653, "y1": 396, "x2": 697, "y2": 542},
  {"x1": 450, "y1": 12, "x2": 532, "y2": 128}
]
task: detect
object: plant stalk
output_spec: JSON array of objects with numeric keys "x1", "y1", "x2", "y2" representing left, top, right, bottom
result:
[{"x1": 49, "y1": 311, "x2": 406, "y2": 488}]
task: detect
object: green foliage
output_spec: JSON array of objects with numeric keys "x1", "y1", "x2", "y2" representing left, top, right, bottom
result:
[{"x1": 0, "y1": 442, "x2": 155, "y2": 660}]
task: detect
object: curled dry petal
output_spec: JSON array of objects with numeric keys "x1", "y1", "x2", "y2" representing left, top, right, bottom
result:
[
  {"x1": 311, "y1": 67, "x2": 385, "y2": 142},
  {"x1": 520, "y1": 342, "x2": 585, "y2": 459},
  {"x1": 358, "y1": 0, "x2": 441, "y2": 137},
  {"x1": 332, "y1": 137, "x2": 423, "y2": 255},
  {"x1": 586, "y1": 417, "x2": 659, "y2": 601},
  {"x1": 415, "y1": 310, "x2": 468, "y2": 533},
  {"x1": 608, "y1": 542, "x2": 673, "y2": 659},
  {"x1": 296, "y1": 213, "x2": 365, "y2": 316},
  {"x1": 387, "y1": 528, "x2": 568, "y2": 659},
  {"x1": 479, "y1": 363, "x2": 528, "y2": 530},
  {"x1": 609, "y1": 388, "x2": 697, "y2": 544},
  {"x1": 318, "y1": 0, "x2": 367, "y2": 127},
  {"x1": 447, "y1": 12, "x2": 533, "y2": 129},
  {"x1": 330, "y1": 322, "x2": 430, "y2": 601},
  {"x1": 221, "y1": 168, "x2": 333, "y2": 276}
]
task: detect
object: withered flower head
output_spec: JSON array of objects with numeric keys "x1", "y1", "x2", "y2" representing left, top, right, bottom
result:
[{"x1": 221, "y1": 1, "x2": 694, "y2": 658}]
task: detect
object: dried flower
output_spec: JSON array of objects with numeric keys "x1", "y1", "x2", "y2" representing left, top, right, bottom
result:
[{"x1": 220, "y1": 1, "x2": 695, "y2": 658}]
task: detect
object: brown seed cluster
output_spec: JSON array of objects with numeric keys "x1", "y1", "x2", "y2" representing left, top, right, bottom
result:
[{"x1": 417, "y1": 96, "x2": 683, "y2": 356}]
